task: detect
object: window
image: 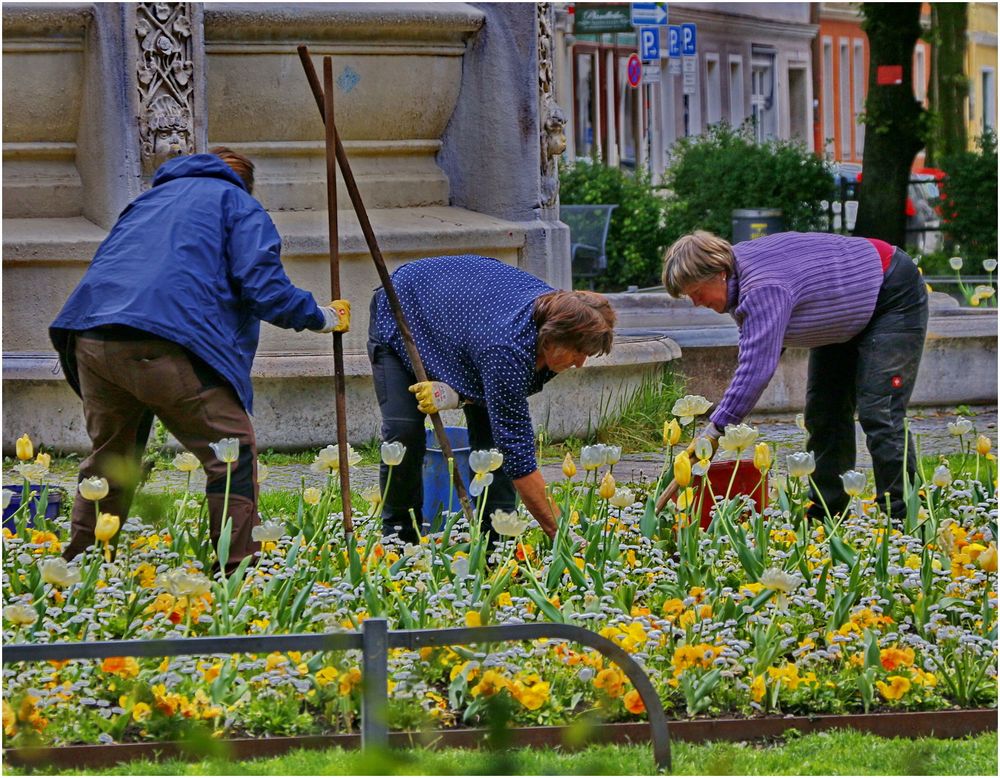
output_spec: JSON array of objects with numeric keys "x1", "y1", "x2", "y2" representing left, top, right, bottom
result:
[
  {"x1": 822, "y1": 38, "x2": 834, "y2": 156},
  {"x1": 574, "y1": 51, "x2": 597, "y2": 158},
  {"x1": 839, "y1": 39, "x2": 851, "y2": 157},
  {"x1": 853, "y1": 40, "x2": 865, "y2": 157},
  {"x1": 729, "y1": 55, "x2": 744, "y2": 125},
  {"x1": 750, "y1": 47, "x2": 776, "y2": 142},
  {"x1": 914, "y1": 45, "x2": 926, "y2": 103},
  {"x1": 706, "y1": 55, "x2": 721, "y2": 125},
  {"x1": 788, "y1": 65, "x2": 808, "y2": 143},
  {"x1": 983, "y1": 69, "x2": 996, "y2": 131}
]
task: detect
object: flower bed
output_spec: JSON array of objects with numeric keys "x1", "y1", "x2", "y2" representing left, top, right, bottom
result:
[{"x1": 2, "y1": 407, "x2": 997, "y2": 747}]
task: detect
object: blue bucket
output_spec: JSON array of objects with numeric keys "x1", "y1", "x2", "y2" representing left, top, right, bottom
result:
[
  {"x1": 421, "y1": 427, "x2": 470, "y2": 530},
  {"x1": 3, "y1": 484, "x2": 65, "y2": 532}
]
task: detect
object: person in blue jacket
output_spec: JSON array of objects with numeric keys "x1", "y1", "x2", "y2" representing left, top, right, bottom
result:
[{"x1": 50, "y1": 147, "x2": 350, "y2": 570}]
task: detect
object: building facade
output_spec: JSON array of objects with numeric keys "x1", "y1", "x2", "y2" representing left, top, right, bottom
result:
[{"x1": 966, "y1": 2, "x2": 998, "y2": 144}]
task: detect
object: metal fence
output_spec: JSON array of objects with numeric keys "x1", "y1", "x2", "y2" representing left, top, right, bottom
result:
[{"x1": 3, "y1": 619, "x2": 672, "y2": 770}]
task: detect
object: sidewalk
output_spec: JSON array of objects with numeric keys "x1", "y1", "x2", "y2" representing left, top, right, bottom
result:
[{"x1": 36, "y1": 406, "x2": 996, "y2": 497}]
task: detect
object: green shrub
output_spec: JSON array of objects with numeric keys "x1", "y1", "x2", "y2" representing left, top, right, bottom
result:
[
  {"x1": 939, "y1": 130, "x2": 998, "y2": 260},
  {"x1": 560, "y1": 160, "x2": 671, "y2": 290},
  {"x1": 662, "y1": 123, "x2": 835, "y2": 245}
]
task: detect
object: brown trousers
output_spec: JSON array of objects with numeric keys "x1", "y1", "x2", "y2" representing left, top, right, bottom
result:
[{"x1": 64, "y1": 333, "x2": 260, "y2": 570}]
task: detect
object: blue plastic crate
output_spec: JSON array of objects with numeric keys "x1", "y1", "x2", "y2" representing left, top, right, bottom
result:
[{"x1": 421, "y1": 427, "x2": 470, "y2": 530}]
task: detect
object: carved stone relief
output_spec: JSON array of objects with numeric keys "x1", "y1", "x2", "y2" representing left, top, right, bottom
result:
[
  {"x1": 538, "y1": 2, "x2": 566, "y2": 208},
  {"x1": 136, "y1": 2, "x2": 195, "y2": 176}
]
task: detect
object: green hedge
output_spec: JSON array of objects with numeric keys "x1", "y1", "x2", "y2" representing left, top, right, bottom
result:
[
  {"x1": 939, "y1": 130, "x2": 998, "y2": 260},
  {"x1": 663, "y1": 123, "x2": 835, "y2": 245}
]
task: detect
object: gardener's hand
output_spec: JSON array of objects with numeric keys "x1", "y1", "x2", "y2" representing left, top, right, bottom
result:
[
  {"x1": 408, "y1": 381, "x2": 460, "y2": 414},
  {"x1": 315, "y1": 300, "x2": 351, "y2": 333}
]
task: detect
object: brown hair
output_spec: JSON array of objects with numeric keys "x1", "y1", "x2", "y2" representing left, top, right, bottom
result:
[
  {"x1": 661, "y1": 230, "x2": 734, "y2": 297},
  {"x1": 533, "y1": 290, "x2": 616, "y2": 357},
  {"x1": 210, "y1": 146, "x2": 255, "y2": 194}
]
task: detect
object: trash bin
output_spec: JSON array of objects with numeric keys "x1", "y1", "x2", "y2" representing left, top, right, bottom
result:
[
  {"x1": 422, "y1": 427, "x2": 470, "y2": 531},
  {"x1": 731, "y1": 209, "x2": 784, "y2": 242}
]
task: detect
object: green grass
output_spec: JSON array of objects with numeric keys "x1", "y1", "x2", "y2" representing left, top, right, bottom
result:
[{"x1": 5, "y1": 731, "x2": 996, "y2": 776}]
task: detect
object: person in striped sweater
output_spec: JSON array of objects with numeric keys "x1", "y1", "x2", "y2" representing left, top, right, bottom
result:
[{"x1": 662, "y1": 231, "x2": 928, "y2": 520}]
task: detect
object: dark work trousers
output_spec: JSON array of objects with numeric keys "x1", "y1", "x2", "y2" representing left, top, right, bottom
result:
[
  {"x1": 805, "y1": 250, "x2": 928, "y2": 520},
  {"x1": 367, "y1": 298, "x2": 516, "y2": 544},
  {"x1": 64, "y1": 329, "x2": 260, "y2": 571}
]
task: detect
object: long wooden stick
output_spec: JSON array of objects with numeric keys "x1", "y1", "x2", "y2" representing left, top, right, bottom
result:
[
  {"x1": 323, "y1": 57, "x2": 353, "y2": 538},
  {"x1": 298, "y1": 46, "x2": 475, "y2": 526}
]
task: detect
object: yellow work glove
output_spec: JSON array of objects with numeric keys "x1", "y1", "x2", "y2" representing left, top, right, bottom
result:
[
  {"x1": 315, "y1": 299, "x2": 351, "y2": 333},
  {"x1": 408, "y1": 381, "x2": 460, "y2": 414}
]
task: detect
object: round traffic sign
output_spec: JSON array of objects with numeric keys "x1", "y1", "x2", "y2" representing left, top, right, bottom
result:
[{"x1": 627, "y1": 53, "x2": 642, "y2": 88}]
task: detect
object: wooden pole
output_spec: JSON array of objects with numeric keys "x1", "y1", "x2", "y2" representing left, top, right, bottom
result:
[
  {"x1": 298, "y1": 46, "x2": 476, "y2": 526},
  {"x1": 322, "y1": 57, "x2": 354, "y2": 538}
]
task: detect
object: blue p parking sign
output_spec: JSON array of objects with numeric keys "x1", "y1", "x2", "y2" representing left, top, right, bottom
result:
[
  {"x1": 667, "y1": 25, "x2": 681, "y2": 58},
  {"x1": 639, "y1": 27, "x2": 660, "y2": 60},
  {"x1": 681, "y1": 23, "x2": 697, "y2": 56}
]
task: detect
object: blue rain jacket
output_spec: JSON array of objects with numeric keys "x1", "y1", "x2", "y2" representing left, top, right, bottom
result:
[{"x1": 50, "y1": 154, "x2": 324, "y2": 413}]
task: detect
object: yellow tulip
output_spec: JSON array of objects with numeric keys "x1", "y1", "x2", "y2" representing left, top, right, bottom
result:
[
  {"x1": 95, "y1": 513, "x2": 120, "y2": 543},
  {"x1": 35, "y1": 452, "x2": 52, "y2": 470},
  {"x1": 598, "y1": 472, "x2": 616, "y2": 500},
  {"x1": 674, "y1": 451, "x2": 692, "y2": 488},
  {"x1": 753, "y1": 442, "x2": 772, "y2": 473},
  {"x1": 15, "y1": 434, "x2": 33, "y2": 461},
  {"x1": 663, "y1": 419, "x2": 681, "y2": 447},
  {"x1": 977, "y1": 435, "x2": 992, "y2": 456},
  {"x1": 562, "y1": 453, "x2": 577, "y2": 479},
  {"x1": 978, "y1": 542, "x2": 997, "y2": 573}
]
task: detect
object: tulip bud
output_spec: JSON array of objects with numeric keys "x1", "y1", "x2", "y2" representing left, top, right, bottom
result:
[
  {"x1": 94, "y1": 513, "x2": 120, "y2": 543},
  {"x1": 35, "y1": 452, "x2": 52, "y2": 470},
  {"x1": 977, "y1": 435, "x2": 992, "y2": 456},
  {"x1": 598, "y1": 472, "x2": 616, "y2": 500},
  {"x1": 753, "y1": 442, "x2": 772, "y2": 473},
  {"x1": 674, "y1": 451, "x2": 692, "y2": 488},
  {"x1": 15, "y1": 434, "x2": 33, "y2": 461},
  {"x1": 562, "y1": 453, "x2": 577, "y2": 478},
  {"x1": 303, "y1": 487, "x2": 322, "y2": 506},
  {"x1": 663, "y1": 419, "x2": 682, "y2": 447}
]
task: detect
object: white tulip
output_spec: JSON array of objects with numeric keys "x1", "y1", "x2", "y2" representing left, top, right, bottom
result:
[
  {"x1": 469, "y1": 472, "x2": 493, "y2": 497},
  {"x1": 78, "y1": 476, "x2": 110, "y2": 502},
  {"x1": 580, "y1": 444, "x2": 607, "y2": 471},
  {"x1": 609, "y1": 488, "x2": 635, "y2": 508},
  {"x1": 311, "y1": 443, "x2": 361, "y2": 473},
  {"x1": 3, "y1": 603, "x2": 38, "y2": 627},
  {"x1": 948, "y1": 256, "x2": 963, "y2": 271},
  {"x1": 490, "y1": 509, "x2": 532, "y2": 537},
  {"x1": 840, "y1": 470, "x2": 867, "y2": 498},
  {"x1": 718, "y1": 422, "x2": 759, "y2": 453},
  {"x1": 209, "y1": 437, "x2": 240, "y2": 464},
  {"x1": 947, "y1": 417, "x2": 974, "y2": 437},
  {"x1": 671, "y1": 395, "x2": 713, "y2": 426},
  {"x1": 932, "y1": 464, "x2": 952, "y2": 488},
  {"x1": 252, "y1": 521, "x2": 287, "y2": 543},
  {"x1": 983, "y1": 259, "x2": 997, "y2": 273},
  {"x1": 172, "y1": 451, "x2": 200, "y2": 472},
  {"x1": 38, "y1": 558, "x2": 82, "y2": 588},
  {"x1": 380, "y1": 441, "x2": 407, "y2": 467},
  {"x1": 786, "y1": 451, "x2": 816, "y2": 478},
  {"x1": 2, "y1": 489, "x2": 13, "y2": 510},
  {"x1": 604, "y1": 445, "x2": 622, "y2": 466}
]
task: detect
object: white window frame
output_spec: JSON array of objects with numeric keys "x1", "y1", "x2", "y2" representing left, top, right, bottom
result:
[
  {"x1": 729, "y1": 54, "x2": 744, "y2": 125},
  {"x1": 983, "y1": 67, "x2": 996, "y2": 131},
  {"x1": 852, "y1": 39, "x2": 865, "y2": 158},
  {"x1": 839, "y1": 38, "x2": 851, "y2": 158},
  {"x1": 705, "y1": 53, "x2": 722, "y2": 125},
  {"x1": 822, "y1": 37, "x2": 834, "y2": 156}
]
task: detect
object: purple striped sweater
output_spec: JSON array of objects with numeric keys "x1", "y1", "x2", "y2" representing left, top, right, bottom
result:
[{"x1": 710, "y1": 232, "x2": 885, "y2": 429}]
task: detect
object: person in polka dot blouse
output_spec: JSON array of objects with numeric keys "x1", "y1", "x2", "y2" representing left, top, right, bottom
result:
[{"x1": 368, "y1": 254, "x2": 616, "y2": 543}]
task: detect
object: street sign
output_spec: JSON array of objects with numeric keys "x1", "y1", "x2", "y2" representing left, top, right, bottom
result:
[
  {"x1": 668, "y1": 58, "x2": 681, "y2": 75},
  {"x1": 574, "y1": 4, "x2": 633, "y2": 34},
  {"x1": 682, "y1": 56, "x2": 696, "y2": 94},
  {"x1": 681, "y1": 23, "x2": 697, "y2": 56},
  {"x1": 643, "y1": 61, "x2": 661, "y2": 84},
  {"x1": 631, "y1": 2, "x2": 668, "y2": 26},
  {"x1": 639, "y1": 27, "x2": 660, "y2": 60},
  {"x1": 627, "y1": 53, "x2": 643, "y2": 88},
  {"x1": 667, "y1": 25, "x2": 681, "y2": 58}
]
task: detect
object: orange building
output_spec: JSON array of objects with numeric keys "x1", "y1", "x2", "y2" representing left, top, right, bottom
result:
[{"x1": 813, "y1": 3, "x2": 932, "y2": 166}]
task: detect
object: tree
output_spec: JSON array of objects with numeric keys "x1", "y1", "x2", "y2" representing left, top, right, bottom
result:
[
  {"x1": 854, "y1": 4, "x2": 927, "y2": 245},
  {"x1": 925, "y1": 3, "x2": 968, "y2": 166}
]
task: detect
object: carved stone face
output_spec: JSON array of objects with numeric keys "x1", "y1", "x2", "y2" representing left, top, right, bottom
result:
[{"x1": 153, "y1": 126, "x2": 186, "y2": 159}]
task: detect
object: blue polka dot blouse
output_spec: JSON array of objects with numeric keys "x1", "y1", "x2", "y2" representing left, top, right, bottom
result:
[{"x1": 372, "y1": 255, "x2": 557, "y2": 479}]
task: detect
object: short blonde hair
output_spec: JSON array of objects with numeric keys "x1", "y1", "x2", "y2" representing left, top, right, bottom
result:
[{"x1": 661, "y1": 231, "x2": 734, "y2": 297}]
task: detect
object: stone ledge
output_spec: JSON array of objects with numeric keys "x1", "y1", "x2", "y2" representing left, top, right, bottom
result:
[
  {"x1": 2, "y1": 206, "x2": 528, "y2": 263},
  {"x1": 2, "y1": 3, "x2": 92, "y2": 38},
  {"x1": 203, "y1": 3, "x2": 485, "y2": 43}
]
